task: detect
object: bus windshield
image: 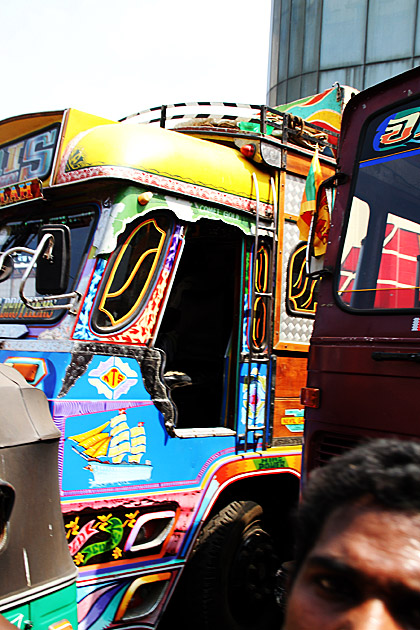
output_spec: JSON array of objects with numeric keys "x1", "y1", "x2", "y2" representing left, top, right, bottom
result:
[{"x1": 338, "y1": 102, "x2": 420, "y2": 311}]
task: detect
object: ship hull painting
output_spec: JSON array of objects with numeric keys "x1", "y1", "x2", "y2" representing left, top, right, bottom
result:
[
  {"x1": 85, "y1": 461, "x2": 153, "y2": 486},
  {"x1": 70, "y1": 410, "x2": 153, "y2": 487}
]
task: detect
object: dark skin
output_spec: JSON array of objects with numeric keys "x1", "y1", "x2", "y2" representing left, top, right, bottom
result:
[
  {"x1": 283, "y1": 501, "x2": 420, "y2": 629},
  {"x1": 0, "y1": 616, "x2": 16, "y2": 629}
]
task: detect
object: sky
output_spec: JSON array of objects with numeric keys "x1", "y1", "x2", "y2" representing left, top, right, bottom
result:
[{"x1": 1, "y1": 0, "x2": 272, "y2": 122}]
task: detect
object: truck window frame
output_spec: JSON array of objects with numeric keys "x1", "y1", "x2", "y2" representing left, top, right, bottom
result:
[
  {"x1": 91, "y1": 212, "x2": 175, "y2": 335},
  {"x1": 335, "y1": 96, "x2": 420, "y2": 314}
]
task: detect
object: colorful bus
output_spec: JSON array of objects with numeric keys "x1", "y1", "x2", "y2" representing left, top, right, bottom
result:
[
  {"x1": 0, "y1": 91, "x2": 345, "y2": 630},
  {"x1": 301, "y1": 67, "x2": 420, "y2": 476}
]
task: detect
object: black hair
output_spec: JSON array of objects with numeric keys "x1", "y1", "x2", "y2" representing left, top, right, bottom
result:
[{"x1": 293, "y1": 438, "x2": 420, "y2": 579}]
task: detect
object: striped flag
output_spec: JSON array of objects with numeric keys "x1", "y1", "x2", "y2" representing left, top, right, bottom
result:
[
  {"x1": 276, "y1": 85, "x2": 344, "y2": 148},
  {"x1": 297, "y1": 146, "x2": 330, "y2": 256}
]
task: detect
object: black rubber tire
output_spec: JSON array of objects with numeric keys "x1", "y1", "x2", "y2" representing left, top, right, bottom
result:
[{"x1": 184, "y1": 500, "x2": 278, "y2": 630}]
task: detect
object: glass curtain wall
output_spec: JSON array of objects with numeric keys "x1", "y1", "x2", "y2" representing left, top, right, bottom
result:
[{"x1": 268, "y1": 0, "x2": 420, "y2": 106}]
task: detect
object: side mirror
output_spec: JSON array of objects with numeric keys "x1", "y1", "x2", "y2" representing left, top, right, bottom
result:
[
  {"x1": 36, "y1": 225, "x2": 71, "y2": 295},
  {"x1": 306, "y1": 172, "x2": 347, "y2": 278}
]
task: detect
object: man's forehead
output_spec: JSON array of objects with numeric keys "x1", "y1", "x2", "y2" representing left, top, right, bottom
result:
[
  {"x1": 321, "y1": 499, "x2": 420, "y2": 534},
  {"x1": 306, "y1": 500, "x2": 420, "y2": 585}
]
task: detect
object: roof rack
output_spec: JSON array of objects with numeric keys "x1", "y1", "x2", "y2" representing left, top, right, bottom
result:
[
  {"x1": 119, "y1": 101, "x2": 339, "y2": 152},
  {"x1": 121, "y1": 102, "x2": 262, "y2": 125}
]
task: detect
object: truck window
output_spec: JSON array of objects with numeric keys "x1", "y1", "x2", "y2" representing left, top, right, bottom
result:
[
  {"x1": 252, "y1": 242, "x2": 271, "y2": 350},
  {"x1": 337, "y1": 104, "x2": 420, "y2": 311},
  {"x1": 287, "y1": 242, "x2": 318, "y2": 317},
  {"x1": 0, "y1": 207, "x2": 96, "y2": 320},
  {"x1": 92, "y1": 214, "x2": 173, "y2": 332}
]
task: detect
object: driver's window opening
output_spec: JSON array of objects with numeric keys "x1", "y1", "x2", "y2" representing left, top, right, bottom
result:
[
  {"x1": 157, "y1": 219, "x2": 241, "y2": 430},
  {"x1": 0, "y1": 208, "x2": 96, "y2": 301}
]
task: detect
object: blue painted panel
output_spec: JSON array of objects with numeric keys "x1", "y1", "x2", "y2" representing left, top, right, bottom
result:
[{"x1": 237, "y1": 361, "x2": 268, "y2": 450}]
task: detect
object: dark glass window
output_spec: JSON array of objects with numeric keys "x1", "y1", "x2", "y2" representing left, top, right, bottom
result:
[
  {"x1": 269, "y1": 0, "x2": 281, "y2": 89},
  {"x1": 366, "y1": 0, "x2": 416, "y2": 63},
  {"x1": 364, "y1": 60, "x2": 412, "y2": 88},
  {"x1": 301, "y1": 73, "x2": 318, "y2": 98},
  {"x1": 278, "y1": 0, "x2": 292, "y2": 82},
  {"x1": 288, "y1": 0, "x2": 305, "y2": 77},
  {"x1": 302, "y1": 0, "x2": 322, "y2": 73},
  {"x1": 320, "y1": 0, "x2": 367, "y2": 69},
  {"x1": 286, "y1": 76, "x2": 302, "y2": 103},
  {"x1": 415, "y1": 9, "x2": 420, "y2": 56}
]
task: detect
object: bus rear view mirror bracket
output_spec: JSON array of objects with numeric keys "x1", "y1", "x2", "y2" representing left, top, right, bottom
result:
[
  {"x1": 0, "y1": 226, "x2": 81, "y2": 314},
  {"x1": 306, "y1": 172, "x2": 348, "y2": 279}
]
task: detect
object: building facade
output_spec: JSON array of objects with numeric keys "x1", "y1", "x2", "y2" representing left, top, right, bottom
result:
[{"x1": 268, "y1": 0, "x2": 420, "y2": 106}]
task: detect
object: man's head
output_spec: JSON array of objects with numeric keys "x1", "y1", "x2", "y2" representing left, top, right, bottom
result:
[{"x1": 283, "y1": 438, "x2": 420, "y2": 630}]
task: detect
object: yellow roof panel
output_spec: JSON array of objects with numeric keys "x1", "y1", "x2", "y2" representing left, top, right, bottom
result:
[{"x1": 56, "y1": 121, "x2": 273, "y2": 214}]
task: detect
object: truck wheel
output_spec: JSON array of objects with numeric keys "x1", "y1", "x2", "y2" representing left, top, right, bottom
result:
[{"x1": 186, "y1": 500, "x2": 278, "y2": 630}]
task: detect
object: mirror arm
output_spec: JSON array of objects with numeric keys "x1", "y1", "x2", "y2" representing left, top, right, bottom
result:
[{"x1": 0, "y1": 246, "x2": 37, "y2": 268}]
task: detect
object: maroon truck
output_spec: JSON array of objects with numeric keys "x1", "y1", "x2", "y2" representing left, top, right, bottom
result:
[{"x1": 302, "y1": 66, "x2": 420, "y2": 474}]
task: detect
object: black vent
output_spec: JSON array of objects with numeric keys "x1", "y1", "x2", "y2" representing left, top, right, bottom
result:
[{"x1": 313, "y1": 433, "x2": 362, "y2": 468}]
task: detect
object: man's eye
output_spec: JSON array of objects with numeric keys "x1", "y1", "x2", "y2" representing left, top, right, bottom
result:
[
  {"x1": 392, "y1": 600, "x2": 420, "y2": 629},
  {"x1": 316, "y1": 576, "x2": 339, "y2": 593},
  {"x1": 313, "y1": 575, "x2": 358, "y2": 602}
]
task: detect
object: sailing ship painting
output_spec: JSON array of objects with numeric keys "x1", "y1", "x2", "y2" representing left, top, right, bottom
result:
[{"x1": 69, "y1": 409, "x2": 153, "y2": 487}]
